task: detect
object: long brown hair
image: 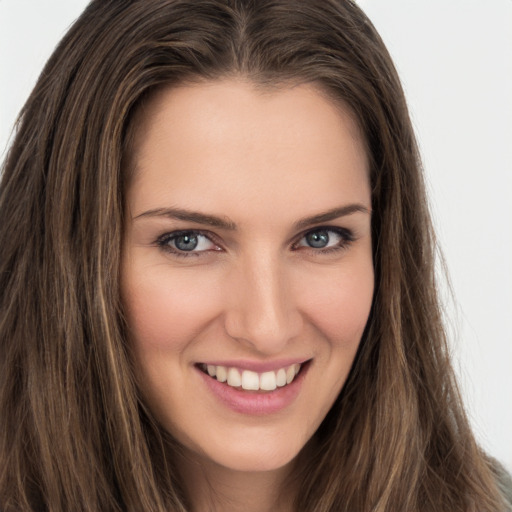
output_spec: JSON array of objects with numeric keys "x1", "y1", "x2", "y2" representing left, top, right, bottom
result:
[{"x1": 0, "y1": 1, "x2": 508, "y2": 510}]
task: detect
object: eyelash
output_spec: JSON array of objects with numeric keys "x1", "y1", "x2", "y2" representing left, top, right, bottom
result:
[
  {"x1": 156, "y1": 230, "x2": 221, "y2": 258},
  {"x1": 155, "y1": 226, "x2": 355, "y2": 258}
]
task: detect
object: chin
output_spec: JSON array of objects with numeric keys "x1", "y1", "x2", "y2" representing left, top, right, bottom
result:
[{"x1": 182, "y1": 428, "x2": 309, "y2": 474}]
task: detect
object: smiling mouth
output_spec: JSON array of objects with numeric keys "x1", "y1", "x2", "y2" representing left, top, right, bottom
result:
[{"x1": 197, "y1": 362, "x2": 306, "y2": 392}]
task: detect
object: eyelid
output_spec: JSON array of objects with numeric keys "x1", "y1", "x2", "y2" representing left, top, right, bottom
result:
[
  {"x1": 155, "y1": 225, "x2": 355, "y2": 258},
  {"x1": 156, "y1": 229, "x2": 223, "y2": 256},
  {"x1": 291, "y1": 225, "x2": 355, "y2": 251},
  {"x1": 156, "y1": 228, "x2": 219, "y2": 243},
  {"x1": 293, "y1": 225, "x2": 354, "y2": 242}
]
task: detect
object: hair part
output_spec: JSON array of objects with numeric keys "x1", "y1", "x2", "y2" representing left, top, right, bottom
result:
[{"x1": 0, "y1": 0, "x2": 507, "y2": 510}]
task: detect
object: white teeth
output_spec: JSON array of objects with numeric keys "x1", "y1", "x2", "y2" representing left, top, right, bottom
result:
[
  {"x1": 286, "y1": 365, "x2": 295, "y2": 384},
  {"x1": 216, "y1": 366, "x2": 227, "y2": 382},
  {"x1": 202, "y1": 362, "x2": 304, "y2": 391},
  {"x1": 227, "y1": 367, "x2": 241, "y2": 387},
  {"x1": 276, "y1": 368, "x2": 287, "y2": 387},
  {"x1": 260, "y1": 371, "x2": 277, "y2": 391},
  {"x1": 241, "y1": 370, "x2": 260, "y2": 390}
]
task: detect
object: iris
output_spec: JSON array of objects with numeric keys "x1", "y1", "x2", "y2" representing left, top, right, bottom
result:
[
  {"x1": 305, "y1": 230, "x2": 329, "y2": 248},
  {"x1": 174, "y1": 233, "x2": 198, "y2": 251}
]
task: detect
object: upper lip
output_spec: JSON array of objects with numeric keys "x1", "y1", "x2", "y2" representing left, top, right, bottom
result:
[{"x1": 197, "y1": 358, "x2": 311, "y2": 373}]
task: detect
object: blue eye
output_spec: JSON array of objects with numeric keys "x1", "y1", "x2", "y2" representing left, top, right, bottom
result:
[
  {"x1": 305, "y1": 230, "x2": 330, "y2": 248},
  {"x1": 295, "y1": 227, "x2": 353, "y2": 252},
  {"x1": 174, "y1": 233, "x2": 199, "y2": 251},
  {"x1": 156, "y1": 226, "x2": 353, "y2": 258},
  {"x1": 157, "y1": 231, "x2": 218, "y2": 255}
]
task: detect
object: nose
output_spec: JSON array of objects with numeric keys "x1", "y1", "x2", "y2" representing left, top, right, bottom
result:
[{"x1": 223, "y1": 252, "x2": 303, "y2": 354}]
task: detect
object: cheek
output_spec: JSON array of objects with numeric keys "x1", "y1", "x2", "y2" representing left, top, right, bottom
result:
[
  {"x1": 298, "y1": 259, "x2": 374, "y2": 348},
  {"x1": 122, "y1": 263, "x2": 222, "y2": 352}
]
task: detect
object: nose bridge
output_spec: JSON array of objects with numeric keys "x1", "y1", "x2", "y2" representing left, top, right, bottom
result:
[{"x1": 225, "y1": 251, "x2": 300, "y2": 353}]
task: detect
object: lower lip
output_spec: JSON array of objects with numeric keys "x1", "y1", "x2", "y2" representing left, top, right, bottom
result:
[{"x1": 196, "y1": 363, "x2": 309, "y2": 415}]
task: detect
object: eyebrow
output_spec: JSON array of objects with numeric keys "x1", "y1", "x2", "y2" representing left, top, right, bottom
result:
[
  {"x1": 134, "y1": 207, "x2": 237, "y2": 230},
  {"x1": 133, "y1": 203, "x2": 370, "y2": 230},
  {"x1": 293, "y1": 204, "x2": 370, "y2": 230}
]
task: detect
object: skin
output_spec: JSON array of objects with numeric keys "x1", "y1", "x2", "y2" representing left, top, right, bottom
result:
[{"x1": 121, "y1": 78, "x2": 374, "y2": 512}]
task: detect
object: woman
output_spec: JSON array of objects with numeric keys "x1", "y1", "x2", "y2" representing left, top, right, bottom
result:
[{"x1": 0, "y1": 0, "x2": 510, "y2": 510}]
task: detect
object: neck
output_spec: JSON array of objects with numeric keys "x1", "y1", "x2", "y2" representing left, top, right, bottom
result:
[{"x1": 177, "y1": 450, "x2": 302, "y2": 512}]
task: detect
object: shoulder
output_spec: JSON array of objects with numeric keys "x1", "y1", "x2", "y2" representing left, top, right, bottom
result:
[{"x1": 492, "y1": 459, "x2": 512, "y2": 511}]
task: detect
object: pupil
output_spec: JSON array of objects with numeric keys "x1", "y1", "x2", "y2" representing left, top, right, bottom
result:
[
  {"x1": 175, "y1": 233, "x2": 198, "y2": 251},
  {"x1": 306, "y1": 230, "x2": 329, "y2": 248}
]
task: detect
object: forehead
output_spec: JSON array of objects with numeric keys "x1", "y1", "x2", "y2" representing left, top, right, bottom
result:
[
  {"x1": 125, "y1": 79, "x2": 370, "y2": 224},
  {"x1": 127, "y1": 79, "x2": 366, "y2": 166}
]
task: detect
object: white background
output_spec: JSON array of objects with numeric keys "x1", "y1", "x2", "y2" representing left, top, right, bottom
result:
[{"x1": 1, "y1": 1, "x2": 511, "y2": 471}]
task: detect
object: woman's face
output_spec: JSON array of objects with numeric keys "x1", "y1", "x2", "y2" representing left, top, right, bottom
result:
[{"x1": 121, "y1": 79, "x2": 374, "y2": 473}]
